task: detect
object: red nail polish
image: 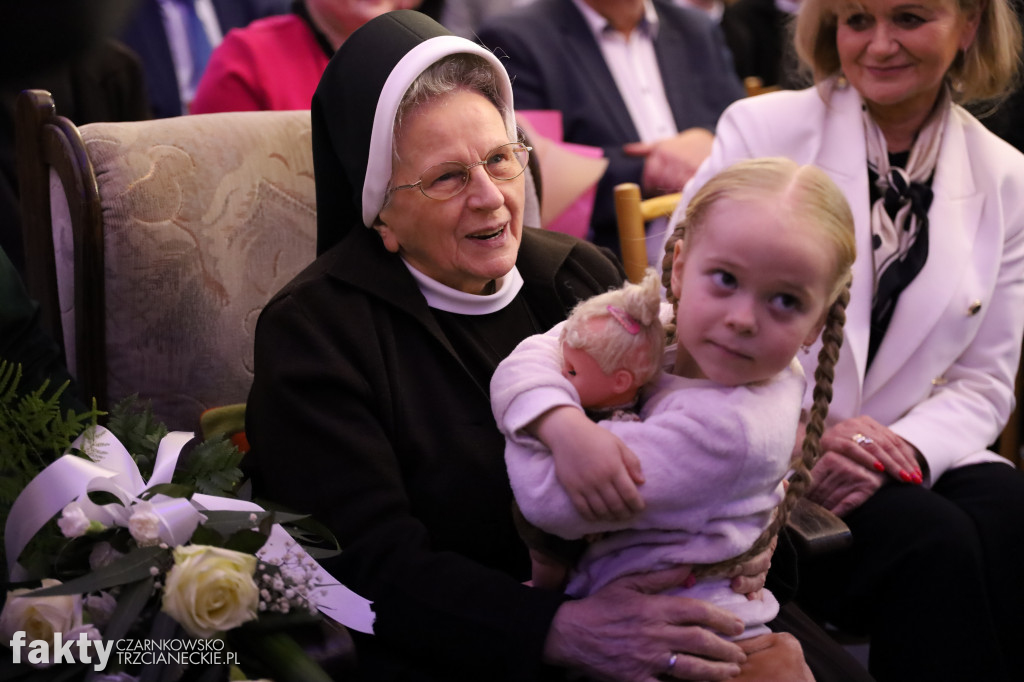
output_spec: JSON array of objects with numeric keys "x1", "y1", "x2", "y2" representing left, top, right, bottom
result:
[
  {"x1": 912, "y1": 472, "x2": 923, "y2": 484},
  {"x1": 873, "y1": 460, "x2": 885, "y2": 472},
  {"x1": 899, "y1": 470, "x2": 912, "y2": 483}
]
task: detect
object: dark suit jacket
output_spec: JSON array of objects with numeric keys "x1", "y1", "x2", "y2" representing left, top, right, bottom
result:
[
  {"x1": 477, "y1": 0, "x2": 744, "y2": 251},
  {"x1": 119, "y1": 0, "x2": 290, "y2": 119},
  {"x1": 247, "y1": 225, "x2": 623, "y2": 681}
]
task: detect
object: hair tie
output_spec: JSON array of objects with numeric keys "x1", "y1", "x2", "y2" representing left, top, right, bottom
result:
[{"x1": 607, "y1": 305, "x2": 641, "y2": 335}]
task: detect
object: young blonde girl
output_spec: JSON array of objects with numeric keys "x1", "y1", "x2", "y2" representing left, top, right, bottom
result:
[{"x1": 491, "y1": 157, "x2": 856, "y2": 639}]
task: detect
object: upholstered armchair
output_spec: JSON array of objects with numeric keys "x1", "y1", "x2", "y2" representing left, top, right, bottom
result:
[{"x1": 16, "y1": 90, "x2": 317, "y2": 430}]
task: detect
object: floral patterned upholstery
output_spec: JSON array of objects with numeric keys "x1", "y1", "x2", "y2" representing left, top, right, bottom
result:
[{"x1": 49, "y1": 110, "x2": 317, "y2": 430}]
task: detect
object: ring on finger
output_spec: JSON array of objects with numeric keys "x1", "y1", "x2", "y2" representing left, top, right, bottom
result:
[
  {"x1": 852, "y1": 433, "x2": 873, "y2": 445},
  {"x1": 666, "y1": 652, "x2": 678, "y2": 672}
]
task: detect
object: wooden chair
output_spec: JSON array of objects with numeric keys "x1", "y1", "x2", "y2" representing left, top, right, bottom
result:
[
  {"x1": 613, "y1": 183, "x2": 681, "y2": 284},
  {"x1": 15, "y1": 89, "x2": 318, "y2": 430},
  {"x1": 743, "y1": 76, "x2": 783, "y2": 98}
]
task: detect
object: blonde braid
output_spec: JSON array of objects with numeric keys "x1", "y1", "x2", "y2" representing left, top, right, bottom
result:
[
  {"x1": 695, "y1": 280, "x2": 850, "y2": 578},
  {"x1": 788, "y1": 280, "x2": 849, "y2": 501}
]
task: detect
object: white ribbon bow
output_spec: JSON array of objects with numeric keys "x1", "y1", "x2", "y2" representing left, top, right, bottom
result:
[
  {"x1": 5, "y1": 426, "x2": 199, "y2": 581},
  {"x1": 4, "y1": 426, "x2": 375, "y2": 634}
]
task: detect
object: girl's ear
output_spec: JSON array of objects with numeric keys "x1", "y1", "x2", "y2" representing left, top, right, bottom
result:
[
  {"x1": 374, "y1": 218, "x2": 400, "y2": 253},
  {"x1": 669, "y1": 239, "x2": 686, "y2": 300},
  {"x1": 803, "y1": 306, "x2": 829, "y2": 347}
]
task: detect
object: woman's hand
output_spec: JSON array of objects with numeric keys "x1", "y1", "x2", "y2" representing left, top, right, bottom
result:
[
  {"x1": 728, "y1": 535, "x2": 777, "y2": 601},
  {"x1": 533, "y1": 406, "x2": 645, "y2": 521},
  {"x1": 544, "y1": 566, "x2": 747, "y2": 681},
  {"x1": 819, "y1": 415, "x2": 923, "y2": 484},
  {"x1": 806, "y1": 416, "x2": 925, "y2": 516}
]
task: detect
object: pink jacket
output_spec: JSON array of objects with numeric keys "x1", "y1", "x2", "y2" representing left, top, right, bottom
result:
[{"x1": 191, "y1": 14, "x2": 329, "y2": 113}]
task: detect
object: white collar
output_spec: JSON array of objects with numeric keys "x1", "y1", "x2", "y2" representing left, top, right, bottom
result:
[{"x1": 404, "y1": 261, "x2": 525, "y2": 314}]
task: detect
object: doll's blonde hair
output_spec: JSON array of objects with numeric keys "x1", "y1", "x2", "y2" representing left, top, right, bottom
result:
[
  {"x1": 560, "y1": 268, "x2": 665, "y2": 389},
  {"x1": 660, "y1": 157, "x2": 856, "y2": 576}
]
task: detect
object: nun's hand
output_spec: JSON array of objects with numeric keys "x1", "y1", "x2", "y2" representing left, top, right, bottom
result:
[{"x1": 544, "y1": 566, "x2": 746, "y2": 681}]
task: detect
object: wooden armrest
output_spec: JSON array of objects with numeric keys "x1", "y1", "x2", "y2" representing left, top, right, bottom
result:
[{"x1": 786, "y1": 497, "x2": 852, "y2": 556}]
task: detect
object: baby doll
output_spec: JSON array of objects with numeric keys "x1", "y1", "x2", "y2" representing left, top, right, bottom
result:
[
  {"x1": 504, "y1": 269, "x2": 665, "y2": 588},
  {"x1": 558, "y1": 267, "x2": 665, "y2": 420}
]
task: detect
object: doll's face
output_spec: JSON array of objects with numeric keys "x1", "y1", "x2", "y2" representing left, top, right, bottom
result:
[{"x1": 561, "y1": 342, "x2": 637, "y2": 409}]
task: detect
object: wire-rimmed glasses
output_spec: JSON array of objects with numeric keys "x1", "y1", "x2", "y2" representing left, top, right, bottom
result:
[{"x1": 389, "y1": 142, "x2": 532, "y2": 201}]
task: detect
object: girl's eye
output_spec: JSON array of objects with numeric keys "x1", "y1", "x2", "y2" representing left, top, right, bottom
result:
[
  {"x1": 710, "y1": 270, "x2": 737, "y2": 289},
  {"x1": 771, "y1": 293, "x2": 802, "y2": 313},
  {"x1": 567, "y1": 370, "x2": 577, "y2": 377}
]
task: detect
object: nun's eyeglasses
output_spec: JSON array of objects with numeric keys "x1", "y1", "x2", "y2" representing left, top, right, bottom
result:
[{"x1": 389, "y1": 143, "x2": 532, "y2": 201}]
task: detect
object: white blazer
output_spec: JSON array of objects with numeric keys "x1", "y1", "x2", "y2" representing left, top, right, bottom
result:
[{"x1": 668, "y1": 82, "x2": 1024, "y2": 482}]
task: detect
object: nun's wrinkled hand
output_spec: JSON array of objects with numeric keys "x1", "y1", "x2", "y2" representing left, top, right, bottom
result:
[
  {"x1": 544, "y1": 566, "x2": 746, "y2": 682},
  {"x1": 807, "y1": 450, "x2": 885, "y2": 517}
]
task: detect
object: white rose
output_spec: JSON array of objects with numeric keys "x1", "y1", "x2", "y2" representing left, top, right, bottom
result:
[
  {"x1": 57, "y1": 501, "x2": 91, "y2": 538},
  {"x1": 128, "y1": 501, "x2": 162, "y2": 547},
  {"x1": 0, "y1": 579, "x2": 81, "y2": 651},
  {"x1": 161, "y1": 545, "x2": 259, "y2": 638}
]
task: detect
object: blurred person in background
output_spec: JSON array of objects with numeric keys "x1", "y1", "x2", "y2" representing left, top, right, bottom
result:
[
  {"x1": 191, "y1": 0, "x2": 421, "y2": 114},
  {"x1": 119, "y1": 0, "x2": 291, "y2": 118}
]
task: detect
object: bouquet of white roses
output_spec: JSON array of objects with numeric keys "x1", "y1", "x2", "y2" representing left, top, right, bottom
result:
[{"x1": 0, "y1": 364, "x2": 372, "y2": 682}]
